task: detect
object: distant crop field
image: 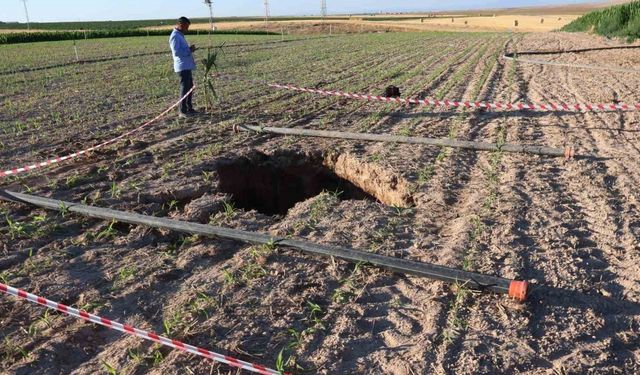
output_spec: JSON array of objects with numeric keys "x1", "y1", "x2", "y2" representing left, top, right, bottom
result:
[
  {"x1": 1, "y1": 28, "x2": 639, "y2": 375},
  {"x1": 146, "y1": 15, "x2": 580, "y2": 34},
  {"x1": 563, "y1": 0, "x2": 640, "y2": 40},
  {"x1": 0, "y1": 29, "x2": 48, "y2": 34},
  {"x1": 380, "y1": 14, "x2": 581, "y2": 32}
]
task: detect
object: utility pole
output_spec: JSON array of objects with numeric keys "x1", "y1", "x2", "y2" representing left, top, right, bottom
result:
[
  {"x1": 21, "y1": 0, "x2": 31, "y2": 30},
  {"x1": 264, "y1": 0, "x2": 270, "y2": 26},
  {"x1": 321, "y1": 0, "x2": 327, "y2": 20},
  {"x1": 204, "y1": 0, "x2": 214, "y2": 31}
]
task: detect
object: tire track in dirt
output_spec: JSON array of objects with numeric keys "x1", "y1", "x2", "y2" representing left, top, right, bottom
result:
[
  {"x1": 404, "y1": 34, "x2": 518, "y2": 373},
  {"x1": 521, "y1": 84, "x2": 638, "y2": 374}
]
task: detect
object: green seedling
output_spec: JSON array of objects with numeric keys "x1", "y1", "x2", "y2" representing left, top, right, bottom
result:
[
  {"x1": 96, "y1": 220, "x2": 118, "y2": 240},
  {"x1": 331, "y1": 288, "x2": 352, "y2": 303},
  {"x1": 1, "y1": 337, "x2": 30, "y2": 362},
  {"x1": 202, "y1": 171, "x2": 215, "y2": 183},
  {"x1": 275, "y1": 347, "x2": 286, "y2": 373},
  {"x1": 101, "y1": 361, "x2": 120, "y2": 375},
  {"x1": 128, "y1": 348, "x2": 143, "y2": 363},
  {"x1": 65, "y1": 173, "x2": 81, "y2": 188},
  {"x1": 112, "y1": 266, "x2": 136, "y2": 290},
  {"x1": 222, "y1": 201, "x2": 236, "y2": 219},
  {"x1": 151, "y1": 347, "x2": 164, "y2": 365},
  {"x1": 5, "y1": 215, "x2": 27, "y2": 239},
  {"x1": 222, "y1": 269, "x2": 237, "y2": 286},
  {"x1": 287, "y1": 328, "x2": 302, "y2": 349},
  {"x1": 109, "y1": 182, "x2": 121, "y2": 199},
  {"x1": 59, "y1": 202, "x2": 70, "y2": 218}
]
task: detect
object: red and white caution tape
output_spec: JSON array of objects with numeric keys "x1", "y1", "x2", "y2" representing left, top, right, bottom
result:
[
  {"x1": 0, "y1": 282, "x2": 285, "y2": 375},
  {"x1": 268, "y1": 83, "x2": 640, "y2": 112},
  {"x1": 0, "y1": 86, "x2": 196, "y2": 178}
]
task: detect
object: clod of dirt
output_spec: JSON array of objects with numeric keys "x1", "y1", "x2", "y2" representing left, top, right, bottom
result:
[
  {"x1": 215, "y1": 150, "x2": 376, "y2": 216},
  {"x1": 324, "y1": 152, "x2": 414, "y2": 208},
  {"x1": 181, "y1": 193, "x2": 227, "y2": 223}
]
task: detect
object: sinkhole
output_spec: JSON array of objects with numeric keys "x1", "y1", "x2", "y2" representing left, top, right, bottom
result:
[{"x1": 215, "y1": 151, "x2": 376, "y2": 216}]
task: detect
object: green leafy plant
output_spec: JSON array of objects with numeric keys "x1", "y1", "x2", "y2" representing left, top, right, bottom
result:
[
  {"x1": 1, "y1": 337, "x2": 30, "y2": 362},
  {"x1": 5, "y1": 215, "x2": 27, "y2": 239},
  {"x1": 201, "y1": 43, "x2": 225, "y2": 110},
  {"x1": 101, "y1": 361, "x2": 120, "y2": 375},
  {"x1": 59, "y1": 202, "x2": 70, "y2": 218},
  {"x1": 109, "y1": 182, "x2": 121, "y2": 199},
  {"x1": 96, "y1": 220, "x2": 118, "y2": 240},
  {"x1": 275, "y1": 347, "x2": 287, "y2": 372},
  {"x1": 222, "y1": 201, "x2": 236, "y2": 219},
  {"x1": 111, "y1": 266, "x2": 136, "y2": 290}
]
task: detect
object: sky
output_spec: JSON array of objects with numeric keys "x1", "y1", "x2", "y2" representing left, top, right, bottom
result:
[{"x1": 1, "y1": 0, "x2": 602, "y2": 23}]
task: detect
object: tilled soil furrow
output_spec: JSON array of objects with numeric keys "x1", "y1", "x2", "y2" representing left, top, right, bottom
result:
[
  {"x1": 429, "y1": 39, "x2": 522, "y2": 373},
  {"x1": 448, "y1": 33, "x2": 640, "y2": 374}
]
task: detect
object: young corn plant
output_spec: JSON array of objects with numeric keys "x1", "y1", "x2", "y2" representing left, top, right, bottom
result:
[
  {"x1": 201, "y1": 43, "x2": 225, "y2": 111},
  {"x1": 5, "y1": 215, "x2": 27, "y2": 239}
]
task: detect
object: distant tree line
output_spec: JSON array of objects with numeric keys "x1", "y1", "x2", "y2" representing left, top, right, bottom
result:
[{"x1": 0, "y1": 29, "x2": 279, "y2": 45}]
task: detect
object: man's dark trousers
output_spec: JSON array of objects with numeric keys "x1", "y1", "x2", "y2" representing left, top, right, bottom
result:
[{"x1": 179, "y1": 70, "x2": 194, "y2": 114}]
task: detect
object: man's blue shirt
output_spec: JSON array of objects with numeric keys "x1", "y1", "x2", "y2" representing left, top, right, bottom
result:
[{"x1": 169, "y1": 29, "x2": 196, "y2": 72}]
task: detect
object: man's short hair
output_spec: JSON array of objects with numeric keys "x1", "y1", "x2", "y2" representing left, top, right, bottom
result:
[{"x1": 178, "y1": 17, "x2": 191, "y2": 25}]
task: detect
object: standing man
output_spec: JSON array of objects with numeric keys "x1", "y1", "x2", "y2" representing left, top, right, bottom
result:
[{"x1": 170, "y1": 17, "x2": 197, "y2": 118}]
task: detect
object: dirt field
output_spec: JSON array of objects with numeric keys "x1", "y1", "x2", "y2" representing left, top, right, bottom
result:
[
  {"x1": 395, "y1": 15, "x2": 580, "y2": 32},
  {"x1": 1, "y1": 29, "x2": 639, "y2": 374},
  {"x1": 147, "y1": 15, "x2": 578, "y2": 34},
  {"x1": 0, "y1": 29, "x2": 46, "y2": 34}
]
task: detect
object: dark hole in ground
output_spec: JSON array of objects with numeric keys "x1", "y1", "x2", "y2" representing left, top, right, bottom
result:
[{"x1": 216, "y1": 151, "x2": 376, "y2": 216}]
